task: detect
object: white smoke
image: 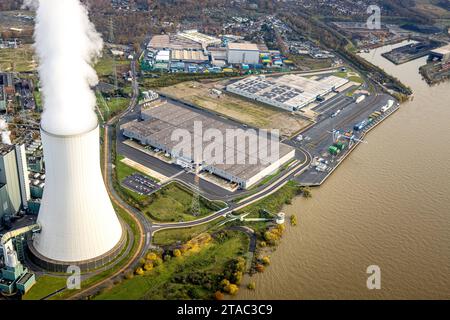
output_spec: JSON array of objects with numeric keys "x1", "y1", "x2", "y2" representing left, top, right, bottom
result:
[{"x1": 27, "y1": 0, "x2": 103, "y2": 135}]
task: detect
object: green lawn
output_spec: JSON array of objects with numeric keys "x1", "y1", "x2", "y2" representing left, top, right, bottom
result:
[
  {"x1": 96, "y1": 92, "x2": 130, "y2": 121},
  {"x1": 95, "y1": 54, "x2": 130, "y2": 78},
  {"x1": 238, "y1": 181, "x2": 300, "y2": 220},
  {"x1": 22, "y1": 275, "x2": 67, "y2": 300},
  {"x1": 152, "y1": 217, "x2": 226, "y2": 246},
  {"x1": 114, "y1": 154, "x2": 224, "y2": 223},
  {"x1": 348, "y1": 75, "x2": 363, "y2": 83},
  {"x1": 94, "y1": 231, "x2": 248, "y2": 300},
  {"x1": 144, "y1": 183, "x2": 226, "y2": 223}
]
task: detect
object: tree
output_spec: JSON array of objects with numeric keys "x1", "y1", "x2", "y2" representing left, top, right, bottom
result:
[
  {"x1": 146, "y1": 252, "x2": 158, "y2": 261},
  {"x1": 144, "y1": 262, "x2": 153, "y2": 271},
  {"x1": 124, "y1": 270, "x2": 134, "y2": 280},
  {"x1": 262, "y1": 256, "x2": 271, "y2": 266},
  {"x1": 255, "y1": 264, "x2": 265, "y2": 273},
  {"x1": 214, "y1": 291, "x2": 224, "y2": 300},
  {"x1": 153, "y1": 257, "x2": 163, "y2": 267},
  {"x1": 173, "y1": 249, "x2": 181, "y2": 257},
  {"x1": 220, "y1": 279, "x2": 230, "y2": 290},
  {"x1": 232, "y1": 271, "x2": 243, "y2": 285},
  {"x1": 135, "y1": 267, "x2": 144, "y2": 276},
  {"x1": 225, "y1": 284, "x2": 239, "y2": 295}
]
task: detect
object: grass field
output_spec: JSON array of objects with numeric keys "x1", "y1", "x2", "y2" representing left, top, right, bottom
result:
[
  {"x1": 95, "y1": 53, "x2": 131, "y2": 78},
  {"x1": 115, "y1": 154, "x2": 224, "y2": 223},
  {"x1": 334, "y1": 69, "x2": 363, "y2": 84},
  {"x1": 22, "y1": 276, "x2": 67, "y2": 301},
  {"x1": 152, "y1": 217, "x2": 226, "y2": 246},
  {"x1": 94, "y1": 231, "x2": 248, "y2": 300},
  {"x1": 144, "y1": 183, "x2": 225, "y2": 223},
  {"x1": 237, "y1": 181, "x2": 300, "y2": 220},
  {"x1": 159, "y1": 81, "x2": 311, "y2": 138},
  {"x1": 0, "y1": 45, "x2": 36, "y2": 72},
  {"x1": 96, "y1": 93, "x2": 130, "y2": 121}
]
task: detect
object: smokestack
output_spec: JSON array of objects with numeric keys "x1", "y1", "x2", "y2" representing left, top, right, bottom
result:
[{"x1": 26, "y1": 0, "x2": 123, "y2": 270}]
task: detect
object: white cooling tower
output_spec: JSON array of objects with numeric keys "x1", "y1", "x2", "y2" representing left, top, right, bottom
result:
[{"x1": 33, "y1": 124, "x2": 123, "y2": 264}]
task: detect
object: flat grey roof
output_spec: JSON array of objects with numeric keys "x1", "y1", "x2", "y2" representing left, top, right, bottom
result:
[{"x1": 122, "y1": 102, "x2": 294, "y2": 180}]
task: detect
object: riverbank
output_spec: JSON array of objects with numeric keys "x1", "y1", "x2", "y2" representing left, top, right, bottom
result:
[{"x1": 236, "y1": 43, "x2": 450, "y2": 300}]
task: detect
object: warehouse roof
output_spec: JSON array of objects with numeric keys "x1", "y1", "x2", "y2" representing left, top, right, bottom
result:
[
  {"x1": 122, "y1": 102, "x2": 294, "y2": 180},
  {"x1": 431, "y1": 43, "x2": 450, "y2": 55},
  {"x1": 227, "y1": 42, "x2": 259, "y2": 51},
  {"x1": 148, "y1": 34, "x2": 203, "y2": 51},
  {"x1": 171, "y1": 50, "x2": 209, "y2": 62},
  {"x1": 227, "y1": 75, "x2": 349, "y2": 109},
  {"x1": 148, "y1": 35, "x2": 170, "y2": 49},
  {"x1": 177, "y1": 30, "x2": 221, "y2": 47}
]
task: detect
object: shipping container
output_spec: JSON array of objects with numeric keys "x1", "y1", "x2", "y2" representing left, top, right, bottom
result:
[
  {"x1": 334, "y1": 141, "x2": 347, "y2": 151},
  {"x1": 328, "y1": 146, "x2": 339, "y2": 155}
]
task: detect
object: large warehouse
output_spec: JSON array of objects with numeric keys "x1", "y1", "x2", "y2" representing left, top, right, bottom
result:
[
  {"x1": 226, "y1": 74, "x2": 349, "y2": 111},
  {"x1": 227, "y1": 43, "x2": 260, "y2": 65},
  {"x1": 121, "y1": 101, "x2": 295, "y2": 189}
]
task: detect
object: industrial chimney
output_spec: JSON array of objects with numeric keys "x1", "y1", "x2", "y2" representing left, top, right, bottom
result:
[
  {"x1": 27, "y1": 0, "x2": 124, "y2": 271},
  {"x1": 30, "y1": 124, "x2": 124, "y2": 271}
]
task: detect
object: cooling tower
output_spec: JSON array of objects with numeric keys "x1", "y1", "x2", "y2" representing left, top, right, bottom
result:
[{"x1": 30, "y1": 124, "x2": 124, "y2": 271}]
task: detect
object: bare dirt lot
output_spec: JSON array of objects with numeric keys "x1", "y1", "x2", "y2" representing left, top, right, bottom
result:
[{"x1": 159, "y1": 81, "x2": 312, "y2": 138}]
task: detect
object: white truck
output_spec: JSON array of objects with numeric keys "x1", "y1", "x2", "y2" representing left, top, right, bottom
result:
[{"x1": 381, "y1": 100, "x2": 395, "y2": 113}]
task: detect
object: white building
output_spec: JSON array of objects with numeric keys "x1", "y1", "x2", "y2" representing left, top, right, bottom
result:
[
  {"x1": 227, "y1": 74, "x2": 349, "y2": 111},
  {"x1": 227, "y1": 43, "x2": 260, "y2": 65},
  {"x1": 121, "y1": 102, "x2": 295, "y2": 189}
]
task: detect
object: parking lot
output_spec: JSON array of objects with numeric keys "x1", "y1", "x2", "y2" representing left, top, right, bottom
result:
[{"x1": 122, "y1": 174, "x2": 158, "y2": 195}]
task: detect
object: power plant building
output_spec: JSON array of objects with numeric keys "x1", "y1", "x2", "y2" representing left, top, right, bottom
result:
[
  {"x1": 0, "y1": 144, "x2": 30, "y2": 224},
  {"x1": 226, "y1": 42, "x2": 260, "y2": 65},
  {"x1": 226, "y1": 74, "x2": 349, "y2": 111},
  {"x1": 121, "y1": 101, "x2": 296, "y2": 189}
]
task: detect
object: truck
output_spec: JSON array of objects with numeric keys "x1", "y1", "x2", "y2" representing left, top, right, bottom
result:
[
  {"x1": 381, "y1": 99, "x2": 395, "y2": 113},
  {"x1": 355, "y1": 95, "x2": 366, "y2": 104},
  {"x1": 331, "y1": 109, "x2": 341, "y2": 118},
  {"x1": 354, "y1": 120, "x2": 367, "y2": 131}
]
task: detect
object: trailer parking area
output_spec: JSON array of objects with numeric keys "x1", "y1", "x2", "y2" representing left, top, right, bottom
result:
[{"x1": 122, "y1": 174, "x2": 158, "y2": 195}]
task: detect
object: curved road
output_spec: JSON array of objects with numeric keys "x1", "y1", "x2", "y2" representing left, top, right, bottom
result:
[{"x1": 68, "y1": 59, "x2": 314, "y2": 299}]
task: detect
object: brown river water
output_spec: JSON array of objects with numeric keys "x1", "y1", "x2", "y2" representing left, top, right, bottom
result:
[{"x1": 238, "y1": 41, "x2": 450, "y2": 299}]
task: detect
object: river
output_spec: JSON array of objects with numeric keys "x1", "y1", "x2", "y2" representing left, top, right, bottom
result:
[{"x1": 238, "y1": 41, "x2": 450, "y2": 299}]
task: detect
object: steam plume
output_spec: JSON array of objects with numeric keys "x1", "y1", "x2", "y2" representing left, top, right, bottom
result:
[{"x1": 26, "y1": 0, "x2": 103, "y2": 135}]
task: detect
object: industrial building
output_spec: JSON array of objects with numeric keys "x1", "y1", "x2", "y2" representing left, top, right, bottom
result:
[
  {"x1": 121, "y1": 101, "x2": 295, "y2": 189},
  {"x1": 177, "y1": 30, "x2": 222, "y2": 48},
  {"x1": 0, "y1": 144, "x2": 30, "y2": 226},
  {"x1": 226, "y1": 42, "x2": 260, "y2": 65},
  {"x1": 171, "y1": 50, "x2": 209, "y2": 63},
  {"x1": 226, "y1": 74, "x2": 349, "y2": 111},
  {"x1": 428, "y1": 43, "x2": 450, "y2": 63},
  {"x1": 0, "y1": 86, "x2": 5, "y2": 111},
  {"x1": 0, "y1": 225, "x2": 38, "y2": 295},
  {"x1": 148, "y1": 34, "x2": 203, "y2": 51}
]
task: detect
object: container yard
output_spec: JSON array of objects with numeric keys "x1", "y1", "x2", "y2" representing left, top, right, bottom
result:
[{"x1": 292, "y1": 94, "x2": 399, "y2": 186}]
